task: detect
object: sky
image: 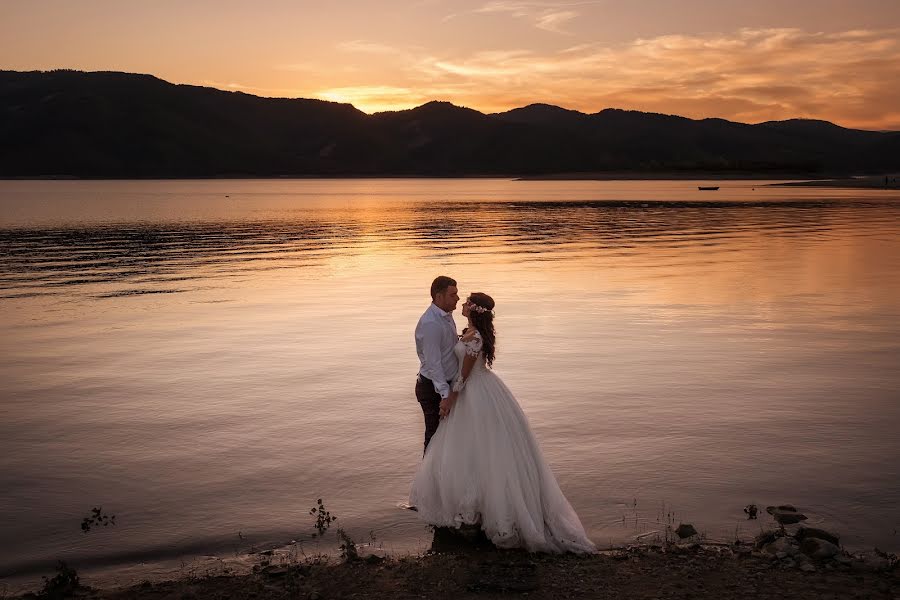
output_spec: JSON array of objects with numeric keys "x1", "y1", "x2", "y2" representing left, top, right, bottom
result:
[{"x1": 2, "y1": 0, "x2": 900, "y2": 129}]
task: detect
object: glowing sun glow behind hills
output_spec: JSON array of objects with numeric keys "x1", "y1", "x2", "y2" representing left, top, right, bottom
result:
[{"x1": 1, "y1": 1, "x2": 899, "y2": 128}]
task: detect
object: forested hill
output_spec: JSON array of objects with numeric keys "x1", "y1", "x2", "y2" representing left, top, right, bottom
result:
[{"x1": 2, "y1": 70, "x2": 898, "y2": 177}]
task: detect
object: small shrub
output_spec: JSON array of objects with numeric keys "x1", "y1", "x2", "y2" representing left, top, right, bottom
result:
[
  {"x1": 309, "y1": 499, "x2": 336, "y2": 538},
  {"x1": 337, "y1": 529, "x2": 358, "y2": 562},
  {"x1": 80, "y1": 507, "x2": 115, "y2": 533},
  {"x1": 37, "y1": 561, "x2": 81, "y2": 600}
]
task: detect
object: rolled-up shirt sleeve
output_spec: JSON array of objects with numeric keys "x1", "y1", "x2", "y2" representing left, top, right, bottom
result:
[{"x1": 416, "y1": 320, "x2": 451, "y2": 399}]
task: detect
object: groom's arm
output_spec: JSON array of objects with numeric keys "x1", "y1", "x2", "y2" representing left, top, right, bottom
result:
[{"x1": 416, "y1": 321, "x2": 451, "y2": 399}]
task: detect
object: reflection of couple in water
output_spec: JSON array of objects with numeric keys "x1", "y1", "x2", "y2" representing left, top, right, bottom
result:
[{"x1": 410, "y1": 276, "x2": 596, "y2": 554}]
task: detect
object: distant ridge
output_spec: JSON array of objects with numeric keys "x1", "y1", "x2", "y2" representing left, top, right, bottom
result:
[{"x1": 2, "y1": 69, "x2": 898, "y2": 177}]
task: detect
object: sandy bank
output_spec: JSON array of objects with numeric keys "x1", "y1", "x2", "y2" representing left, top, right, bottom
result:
[
  {"x1": 16, "y1": 540, "x2": 899, "y2": 600},
  {"x1": 770, "y1": 174, "x2": 900, "y2": 189},
  {"x1": 515, "y1": 172, "x2": 835, "y2": 181}
]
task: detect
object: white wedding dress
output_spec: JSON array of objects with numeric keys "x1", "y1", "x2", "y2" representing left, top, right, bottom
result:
[{"x1": 409, "y1": 331, "x2": 596, "y2": 553}]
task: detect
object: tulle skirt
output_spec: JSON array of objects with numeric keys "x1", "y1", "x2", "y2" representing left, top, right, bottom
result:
[{"x1": 409, "y1": 368, "x2": 596, "y2": 554}]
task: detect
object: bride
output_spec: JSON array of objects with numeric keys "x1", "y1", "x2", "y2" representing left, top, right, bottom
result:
[{"x1": 409, "y1": 292, "x2": 596, "y2": 553}]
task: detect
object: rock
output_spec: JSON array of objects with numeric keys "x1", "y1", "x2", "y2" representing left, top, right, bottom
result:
[
  {"x1": 744, "y1": 504, "x2": 759, "y2": 519},
  {"x1": 776, "y1": 551, "x2": 788, "y2": 560},
  {"x1": 851, "y1": 551, "x2": 891, "y2": 572},
  {"x1": 778, "y1": 513, "x2": 808, "y2": 525},
  {"x1": 781, "y1": 558, "x2": 797, "y2": 569},
  {"x1": 766, "y1": 505, "x2": 808, "y2": 525},
  {"x1": 261, "y1": 566, "x2": 289, "y2": 578},
  {"x1": 800, "y1": 538, "x2": 840, "y2": 560},
  {"x1": 754, "y1": 530, "x2": 779, "y2": 550},
  {"x1": 800, "y1": 563, "x2": 816, "y2": 572},
  {"x1": 764, "y1": 537, "x2": 799, "y2": 557},
  {"x1": 833, "y1": 554, "x2": 852, "y2": 565},
  {"x1": 795, "y1": 526, "x2": 840, "y2": 546},
  {"x1": 675, "y1": 523, "x2": 698, "y2": 539}
]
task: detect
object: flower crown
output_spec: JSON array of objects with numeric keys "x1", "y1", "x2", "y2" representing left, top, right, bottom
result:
[{"x1": 466, "y1": 300, "x2": 492, "y2": 314}]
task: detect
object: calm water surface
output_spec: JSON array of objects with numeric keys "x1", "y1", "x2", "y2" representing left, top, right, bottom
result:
[{"x1": 1, "y1": 179, "x2": 899, "y2": 582}]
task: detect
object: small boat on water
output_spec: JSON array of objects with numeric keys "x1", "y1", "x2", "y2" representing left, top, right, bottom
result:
[{"x1": 698, "y1": 186, "x2": 720, "y2": 191}]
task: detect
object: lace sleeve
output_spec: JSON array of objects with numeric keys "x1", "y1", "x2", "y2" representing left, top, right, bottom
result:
[
  {"x1": 453, "y1": 331, "x2": 483, "y2": 392},
  {"x1": 462, "y1": 330, "x2": 483, "y2": 357}
]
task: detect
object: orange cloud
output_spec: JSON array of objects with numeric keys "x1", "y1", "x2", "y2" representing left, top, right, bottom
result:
[
  {"x1": 311, "y1": 27, "x2": 900, "y2": 129},
  {"x1": 473, "y1": 1, "x2": 600, "y2": 34}
]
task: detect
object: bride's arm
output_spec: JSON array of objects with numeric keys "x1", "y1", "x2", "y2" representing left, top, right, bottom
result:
[
  {"x1": 452, "y1": 330, "x2": 482, "y2": 393},
  {"x1": 454, "y1": 353, "x2": 478, "y2": 391}
]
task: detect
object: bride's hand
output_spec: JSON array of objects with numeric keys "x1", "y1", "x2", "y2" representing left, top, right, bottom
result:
[{"x1": 439, "y1": 392, "x2": 457, "y2": 418}]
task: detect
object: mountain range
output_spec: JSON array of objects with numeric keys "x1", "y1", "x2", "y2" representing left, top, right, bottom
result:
[{"x1": 2, "y1": 70, "x2": 898, "y2": 178}]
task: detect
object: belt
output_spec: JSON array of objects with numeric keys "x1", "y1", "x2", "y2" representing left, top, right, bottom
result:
[{"x1": 417, "y1": 373, "x2": 453, "y2": 385}]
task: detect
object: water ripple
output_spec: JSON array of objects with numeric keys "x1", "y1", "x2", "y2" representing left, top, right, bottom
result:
[{"x1": 1, "y1": 199, "x2": 898, "y2": 299}]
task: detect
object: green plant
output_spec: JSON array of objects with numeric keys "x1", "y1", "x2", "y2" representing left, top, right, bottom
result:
[
  {"x1": 337, "y1": 528, "x2": 358, "y2": 562},
  {"x1": 654, "y1": 501, "x2": 678, "y2": 545},
  {"x1": 309, "y1": 499, "x2": 336, "y2": 538},
  {"x1": 80, "y1": 506, "x2": 115, "y2": 533},
  {"x1": 368, "y1": 529, "x2": 383, "y2": 550},
  {"x1": 37, "y1": 561, "x2": 81, "y2": 600}
]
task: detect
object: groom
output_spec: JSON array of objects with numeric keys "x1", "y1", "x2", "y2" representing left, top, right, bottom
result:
[{"x1": 414, "y1": 275, "x2": 460, "y2": 454}]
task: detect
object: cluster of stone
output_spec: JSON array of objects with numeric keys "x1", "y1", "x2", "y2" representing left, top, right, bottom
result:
[{"x1": 748, "y1": 514, "x2": 897, "y2": 575}]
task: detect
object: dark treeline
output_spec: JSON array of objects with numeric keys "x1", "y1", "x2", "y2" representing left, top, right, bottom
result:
[{"x1": 2, "y1": 70, "x2": 898, "y2": 178}]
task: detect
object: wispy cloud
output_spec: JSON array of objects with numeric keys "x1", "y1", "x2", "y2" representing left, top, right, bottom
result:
[
  {"x1": 297, "y1": 27, "x2": 900, "y2": 128},
  {"x1": 535, "y1": 11, "x2": 578, "y2": 34},
  {"x1": 336, "y1": 40, "x2": 403, "y2": 55},
  {"x1": 273, "y1": 63, "x2": 317, "y2": 73},
  {"x1": 471, "y1": 1, "x2": 599, "y2": 34},
  {"x1": 387, "y1": 27, "x2": 900, "y2": 128}
]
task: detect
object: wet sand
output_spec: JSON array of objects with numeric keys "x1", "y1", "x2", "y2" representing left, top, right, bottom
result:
[{"x1": 16, "y1": 544, "x2": 899, "y2": 600}]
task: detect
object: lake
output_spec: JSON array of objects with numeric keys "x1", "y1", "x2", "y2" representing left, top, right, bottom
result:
[{"x1": 1, "y1": 178, "x2": 899, "y2": 584}]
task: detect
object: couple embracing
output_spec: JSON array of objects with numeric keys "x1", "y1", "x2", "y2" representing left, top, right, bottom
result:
[{"x1": 409, "y1": 276, "x2": 596, "y2": 554}]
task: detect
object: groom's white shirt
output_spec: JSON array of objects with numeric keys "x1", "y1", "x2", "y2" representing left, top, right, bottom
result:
[{"x1": 415, "y1": 302, "x2": 459, "y2": 399}]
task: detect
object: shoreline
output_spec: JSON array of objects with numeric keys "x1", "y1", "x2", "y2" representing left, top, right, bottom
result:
[
  {"x1": 0, "y1": 172, "x2": 866, "y2": 181},
  {"x1": 769, "y1": 174, "x2": 900, "y2": 189},
  {"x1": 2, "y1": 172, "x2": 898, "y2": 189},
  {"x1": 7, "y1": 521, "x2": 899, "y2": 599},
  {"x1": 10, "y1": 534, "x2": 898, "y2": 600}
]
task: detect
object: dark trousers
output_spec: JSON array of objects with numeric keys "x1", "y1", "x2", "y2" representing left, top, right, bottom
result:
[{"x1": 416, "y1": 375, "x2": 446, "y2": 454}]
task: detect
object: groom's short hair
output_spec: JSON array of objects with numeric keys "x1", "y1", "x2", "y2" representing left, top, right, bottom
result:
[{"x1": 431, "y1": 276, "x2": 457, "y2": 299}]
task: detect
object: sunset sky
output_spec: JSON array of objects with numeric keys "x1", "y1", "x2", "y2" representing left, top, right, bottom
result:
[{"x1": 2, "y1": 0, "x2": 900, "y2": 129}]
